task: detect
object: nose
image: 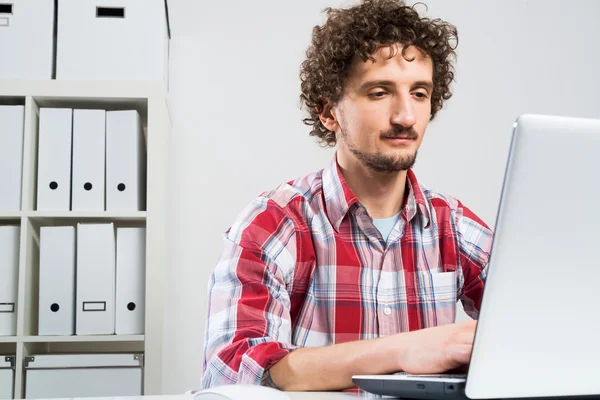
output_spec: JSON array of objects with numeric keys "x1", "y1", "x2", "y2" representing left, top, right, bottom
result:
[{"x1": 390, "y1": 94, "x2": 416, "y2": 128}]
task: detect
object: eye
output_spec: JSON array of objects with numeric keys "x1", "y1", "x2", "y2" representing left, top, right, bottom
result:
[
  {"x1": 413, "y1": 91, "x2": 429, "y2": 99},
  {"x1": 368, "y1": 91, "x2": 388, "y2": 98}
]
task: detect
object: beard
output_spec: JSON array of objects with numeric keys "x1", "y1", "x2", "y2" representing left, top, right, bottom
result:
[{"x1": 339, "y1": 123, "x2": 418, "y2": 173}]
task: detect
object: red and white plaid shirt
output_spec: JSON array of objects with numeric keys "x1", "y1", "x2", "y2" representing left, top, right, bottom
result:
[{"x1": 201, "y1": 156, "x2": 493, "y2": 392}]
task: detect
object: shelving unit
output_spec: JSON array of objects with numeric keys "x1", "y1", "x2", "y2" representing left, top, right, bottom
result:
[{"x1": 0, "y1": 79, "x2": 171, "y2": 398}]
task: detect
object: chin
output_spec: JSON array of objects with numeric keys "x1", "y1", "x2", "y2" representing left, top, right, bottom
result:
[{"x1": 389, "y1": 149, "x2": 416, "y2": 159}]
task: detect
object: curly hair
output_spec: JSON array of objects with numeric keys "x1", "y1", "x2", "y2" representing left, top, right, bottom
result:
[{"x1": 299, "y1": 0, "x2": 459, "y2": 147}]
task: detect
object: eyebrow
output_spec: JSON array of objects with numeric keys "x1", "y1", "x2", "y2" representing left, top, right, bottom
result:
[
  {"x1": 358, "y1": 80, "x2": 394, "y2": 91},
  {"x1": 413, "y1": 80, "x2": 434, "y2": 91},
  {"x1": 358, "y1": 79, "x2": 434, "y2": 92}
]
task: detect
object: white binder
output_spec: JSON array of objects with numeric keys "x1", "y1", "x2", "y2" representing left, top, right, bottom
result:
[
  {"x1": 37, "y1": 108, "x2": 73, "y2": 211},
  {"x1": 106, "y1": 110, "x2": 147, "y2": 211},
  {"x1": 0, "y1": 226, "x2": 20, "y2": 336},
  {"x1": 72, "y1": 110, "x2": 106, "y2": 211},
  {"x1": 115, "y1": 227, "x2": 146, "y2": 335},
  {"x1": 56, "y1": 0, "x2": 169, "y2": 82},
  {"x1": 76, "y1": 223, "x2": 115, "y2": 335},
  {"x1": 0, "y1": 1, "x2": 54, "y2": 79},
  {"x1": 0, "y1": 356, "x2": 15, "y2": 400},
  {"x1": 24, "y1": 353, "x2": 143, "y2": 398},
  {"x1": 0, "y1": 105, "x2": 24, "y2": 211},
  {"x1": 38, "y1": 226, "x2": 76, "y2": 336}
]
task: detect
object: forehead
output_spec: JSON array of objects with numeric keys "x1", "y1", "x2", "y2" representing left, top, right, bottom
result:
[{"x1": 346, "y1": 44, "x2": 433, "y2": 85}]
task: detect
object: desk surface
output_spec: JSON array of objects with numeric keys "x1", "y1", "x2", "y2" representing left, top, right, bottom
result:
[
  {"x1": 284, "y1": 393, "x2": 362, "y2": 399},
  {"x1": 23, "y1": 393, "x2": 372, "y2": 400},
  {"x1": 177, "y1": 394, "x2": 362, "y2": 400}
]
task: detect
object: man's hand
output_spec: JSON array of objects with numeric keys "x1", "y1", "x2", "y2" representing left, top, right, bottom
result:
[{"x1": 398, "y1": 320, "x2": 477, "y2": 374}]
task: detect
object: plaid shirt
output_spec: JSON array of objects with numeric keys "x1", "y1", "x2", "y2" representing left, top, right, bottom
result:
[{"x1": 201, "y1": 156, "x2": 493, "y2": 391}]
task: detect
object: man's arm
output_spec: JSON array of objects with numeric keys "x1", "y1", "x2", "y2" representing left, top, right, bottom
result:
[
  {"x1": 268, "y1": 320, "x2": 478, "y2": 391},
  {"x1": 201, "y1": 197, "x2": 299, "y2": 389}
]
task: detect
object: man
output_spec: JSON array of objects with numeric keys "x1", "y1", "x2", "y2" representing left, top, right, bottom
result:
[{"x1": 201, "y1": 0, "x2": 493, "y2": 392}]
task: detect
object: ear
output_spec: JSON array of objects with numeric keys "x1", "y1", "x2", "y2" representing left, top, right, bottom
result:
[{"x1": 318, "y1": 101, "x2": 339, "y2": 132}]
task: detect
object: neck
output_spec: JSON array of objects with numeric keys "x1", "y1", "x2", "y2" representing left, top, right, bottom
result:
[{"x1": 337, "y1": 153, "x2": 408, "y2": 219}]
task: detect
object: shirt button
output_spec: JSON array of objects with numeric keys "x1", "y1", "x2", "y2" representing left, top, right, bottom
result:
[{"x1": 384, "y1": 307, "x2": 392, "y2": 315}]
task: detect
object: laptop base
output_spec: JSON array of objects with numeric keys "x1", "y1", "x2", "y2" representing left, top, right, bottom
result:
[{"x1": 352, "y1": 375, "x2": 467, "y2": 400}]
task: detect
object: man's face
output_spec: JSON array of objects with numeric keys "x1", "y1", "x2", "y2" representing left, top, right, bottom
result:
[{"x1": 326, "y1": 44, "x2": 433, "y2": 173}]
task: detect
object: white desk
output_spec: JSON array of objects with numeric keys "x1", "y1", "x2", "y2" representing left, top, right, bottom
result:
[
  {"x1": 21, "y1": 393, "x2": 379, "y2": 400},
  {"x1": 273, "y1": 393, "x2": 363, "y2": 399},
  {"x1": 174, "y1": 394, "x2": 363, "y2": 400}
]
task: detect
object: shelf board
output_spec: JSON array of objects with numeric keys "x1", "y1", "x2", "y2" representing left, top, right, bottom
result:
[
  {"x1": 28, "y1": 211, "x2": 147, "y2": 222},
  {"x1": 0, "y1": 337, "x2": 18, "y2": 343},
  {"x1": 0, "y1": 212, "x2": 23, "y2": 220},
  {"x1": 0, "y1": 79, "x2": 165, "y2": 100},
  {"x1": 21, "y1": 335, "x2": 145, "y2": 343}
]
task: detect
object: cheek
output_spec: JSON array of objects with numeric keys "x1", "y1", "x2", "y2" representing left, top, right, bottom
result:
[
  {"x1": 341, "y1": 104, "x2": 387, "y2": 146},
  {"x1": 421, "y1": 101, "x2": 433, "y2": 121},
  {"x1": 344, "y1": 113, "x2": 370, "y2": 136},
  {"x1": 415, "y1": 125, "x2": 428, "y2": 144}
]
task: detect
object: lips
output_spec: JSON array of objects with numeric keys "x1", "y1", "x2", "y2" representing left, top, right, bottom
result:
[{"x1": 382, "y1": 136, "x2": 416, "y2": 140}]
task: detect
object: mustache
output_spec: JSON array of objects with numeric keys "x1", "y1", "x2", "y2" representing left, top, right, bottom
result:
[{"x1": 380, "y1": 127, "x2": 418, "y2": 140}]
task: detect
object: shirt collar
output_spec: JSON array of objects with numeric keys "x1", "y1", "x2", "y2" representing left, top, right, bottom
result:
[
  {"x1": 404, "y1": 169, "x2": 431, "y2": 229},
  {"x1": 322, "y1": 155, "x2": 360, "y2": 231},
  {"x1": 322, "y1": 155, "x2": 431, "y2": 231}
]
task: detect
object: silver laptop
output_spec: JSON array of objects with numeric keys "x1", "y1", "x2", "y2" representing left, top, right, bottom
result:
[{"x1": 353, "y1": 114, "x2": 600, "y2": 399}]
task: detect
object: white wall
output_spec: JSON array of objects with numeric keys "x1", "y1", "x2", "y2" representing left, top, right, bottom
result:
[{"x1": 163, "y1": 0, "x2": 600, "y2": 393}]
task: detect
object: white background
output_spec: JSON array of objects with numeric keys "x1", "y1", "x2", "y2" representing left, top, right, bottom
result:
[{"x1": 163, "y1": 0, "x2": 600, "y2": 393}]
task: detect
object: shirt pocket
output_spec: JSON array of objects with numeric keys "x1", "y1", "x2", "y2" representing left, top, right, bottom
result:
[{"x1": 415, "y1": 270, "x2": 457, "y2": 327}]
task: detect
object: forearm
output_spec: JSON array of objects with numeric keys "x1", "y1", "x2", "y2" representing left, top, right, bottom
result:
[{"x1": 268, "y1": 334, "x2": 405, "y2": 391}]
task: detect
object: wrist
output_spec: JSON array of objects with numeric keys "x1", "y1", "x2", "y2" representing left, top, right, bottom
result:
[{"x1": 381, "y1": 332, "x2": 410, "y2": 373}]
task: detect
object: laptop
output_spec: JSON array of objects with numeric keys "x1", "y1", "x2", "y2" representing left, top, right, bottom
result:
[{"x1": 352, "y1": 114, "x2": 600, "y2": 400}]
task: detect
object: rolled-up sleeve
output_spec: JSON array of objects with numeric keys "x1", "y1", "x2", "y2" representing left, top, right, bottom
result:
[
  {"x1": 200, "y1": 197, "x2": 299, "y2": 388},
  {"x1": 455, "y1": 201, "x2": 494, "y2": 319}
]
